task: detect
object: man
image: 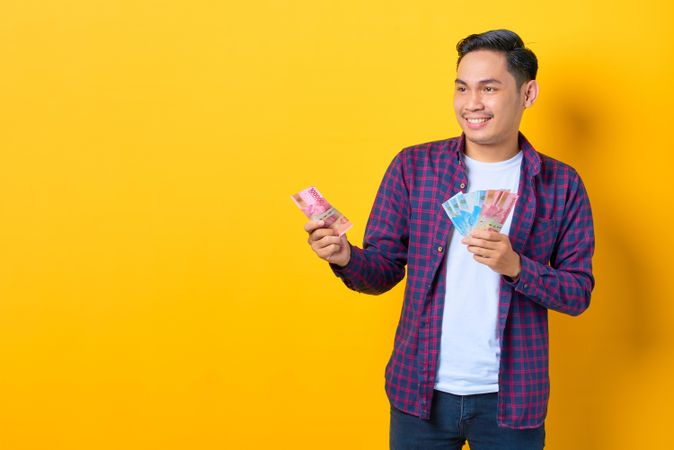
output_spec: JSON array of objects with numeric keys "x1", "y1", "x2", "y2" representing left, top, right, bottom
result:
[{"x1": 304, "y1": 29, "x2": 594, "y2": 449}]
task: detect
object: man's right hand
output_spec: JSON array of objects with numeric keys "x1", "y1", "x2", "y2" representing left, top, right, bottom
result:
[{"x1": 304, "y1": 220, "x2": 351, "y2": 267}]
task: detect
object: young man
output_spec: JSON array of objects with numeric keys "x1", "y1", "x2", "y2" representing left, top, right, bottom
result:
[{"x1": 304, "y1": 29, "x2": 595, "y2": 449}]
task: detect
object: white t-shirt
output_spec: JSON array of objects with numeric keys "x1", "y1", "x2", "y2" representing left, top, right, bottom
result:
[{"x1": 434, "y1": 149, "x2": 523, "y2": 395}]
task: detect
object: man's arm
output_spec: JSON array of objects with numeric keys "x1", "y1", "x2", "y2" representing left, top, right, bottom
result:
[
  {"x1": 327, "y1": 152, "x2": 410, "y2": 295},
  {"x1": 504, "y1": 170, "x2": 595, "y2": 316},
  {"x1": 462, "y1": 170, "x2": 594, "y2": 316}
]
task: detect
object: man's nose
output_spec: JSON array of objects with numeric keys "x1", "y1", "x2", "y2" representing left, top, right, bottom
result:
[{"x1": 465, "y1": 91, "x2": 484, "y2": 110}]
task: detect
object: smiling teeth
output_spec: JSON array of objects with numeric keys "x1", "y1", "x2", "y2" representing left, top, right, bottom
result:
[{"x1": 467, "y1": 118, "x2": 490, "y2": 123}]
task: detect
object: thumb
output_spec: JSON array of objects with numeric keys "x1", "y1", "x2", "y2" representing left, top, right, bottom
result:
[{"x1": 340, "y1": 234, "x2": 349, "y2": 246}]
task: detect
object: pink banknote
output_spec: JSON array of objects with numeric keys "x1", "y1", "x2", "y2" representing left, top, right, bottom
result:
[
  {"x1": 473, "y1": 190, "x2": 519, "y2": 233},
  {"x1": 291, "y1": 186, "x2": 353, "y2": 236}
]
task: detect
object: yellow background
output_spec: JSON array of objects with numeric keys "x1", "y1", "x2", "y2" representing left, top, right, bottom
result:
[{"x1": 0, "y1": 1, "x2": 672, "y2": 449}]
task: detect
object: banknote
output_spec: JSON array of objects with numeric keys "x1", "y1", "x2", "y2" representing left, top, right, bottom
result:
[
  {"x1": 442, "y1": 189, "x2": 518, "y2": 236},
  {"x1": 466, "y1": 190, "x2": 486, "y2": 229},
  {"x1": 291, "y1": 186, "x2": 353, "y2": 236},
  {"x1": 442, "y1": 194, "x2": 471, "y2": 236},
  {"x1": 473, "y1": 190, "x2": 518, "y2": 233}
]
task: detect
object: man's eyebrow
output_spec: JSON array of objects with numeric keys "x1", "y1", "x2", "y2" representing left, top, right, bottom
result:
[{"x1": 454, "y1": 78, "x2": 503, "y2": 85}]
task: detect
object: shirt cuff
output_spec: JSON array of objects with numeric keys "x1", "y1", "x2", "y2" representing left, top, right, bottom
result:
[
  {"x1": 502, "y1": 253, "x2": 537, "y2": 297},
  {"x1": 328, "y1": 243, "x2": 362, "y2": 286}
]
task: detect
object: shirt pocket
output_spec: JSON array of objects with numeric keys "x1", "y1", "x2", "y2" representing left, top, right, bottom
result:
[{"x1": 527, "y1": 216, "x2": 558, "y2": 263}]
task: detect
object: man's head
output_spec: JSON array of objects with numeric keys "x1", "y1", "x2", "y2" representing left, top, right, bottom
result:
[
  {"x1": 457, "y1": 29, "x2": 537, "y2": 89},
  {"x1": 453, "y1": 29, "x2": 539, "y2": 153}
]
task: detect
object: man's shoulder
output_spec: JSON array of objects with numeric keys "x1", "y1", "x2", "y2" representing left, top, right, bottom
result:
[
  {"x1": 536, "y1": 150, "x2": 581, "y2": 183},
  {"x1": 400, "y1": 135, "x2": 459, "y2": 153},
  {"x1": 396, "y1": 136, "x2": 460, "y2": 163}
]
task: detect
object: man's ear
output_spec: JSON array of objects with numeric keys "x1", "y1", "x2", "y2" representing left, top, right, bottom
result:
[{"x1": 523, "y1": 80, "x2": 539, "y2": 108}]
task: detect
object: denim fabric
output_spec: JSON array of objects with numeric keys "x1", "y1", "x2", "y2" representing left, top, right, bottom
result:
[{"x1": 390, "y1": 390, "x2": 545, "y2": 450}]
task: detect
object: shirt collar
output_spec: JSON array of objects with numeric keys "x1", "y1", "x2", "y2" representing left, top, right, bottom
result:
[{"x1": 455, "y1": 131, "x2": 541, "y2": 178}]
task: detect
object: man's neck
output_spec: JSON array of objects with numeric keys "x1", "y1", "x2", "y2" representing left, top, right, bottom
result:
[{"x1": 464, "y1": 135, "x2": 521, "y2": 163}]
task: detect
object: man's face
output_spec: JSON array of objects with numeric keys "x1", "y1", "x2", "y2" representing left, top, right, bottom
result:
[{"x1": 454, "y1": 50, "x2": 529, "y2": 149}]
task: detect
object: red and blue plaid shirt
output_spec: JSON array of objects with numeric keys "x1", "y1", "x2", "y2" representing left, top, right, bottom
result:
[{"x1": 331, "y1": 132, "x2": 595, "y2": 429}]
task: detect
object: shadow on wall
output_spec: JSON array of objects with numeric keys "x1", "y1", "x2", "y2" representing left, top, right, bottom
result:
[{"x1": 540, "y1": 68, "x2": 658, "y2": 449}]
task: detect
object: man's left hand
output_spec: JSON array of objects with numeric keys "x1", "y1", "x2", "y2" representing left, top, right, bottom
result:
[{"x1": 461, "y1": 229, "x2": 521, "y2": 278}]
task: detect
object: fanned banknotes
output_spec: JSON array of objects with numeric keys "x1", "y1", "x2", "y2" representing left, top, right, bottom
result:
[
  {"x1": 442, "y1": 189, "x2": 518, "y2": 236},
  {"x1": 291, "y1": 186, "x2": 353, "y2": 236}
]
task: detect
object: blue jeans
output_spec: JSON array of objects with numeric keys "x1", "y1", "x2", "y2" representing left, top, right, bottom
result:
[{"x1": 390, "y1": 390, "x2": 545, "y2": 450}]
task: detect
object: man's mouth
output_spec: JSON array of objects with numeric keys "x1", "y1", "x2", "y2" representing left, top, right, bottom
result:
[
  {"x1": 464, "y1": 116, "x2": 492, "y2": 129},
  {"x1": 465, "y1": 117, "x2": 491, "y2": 124}
]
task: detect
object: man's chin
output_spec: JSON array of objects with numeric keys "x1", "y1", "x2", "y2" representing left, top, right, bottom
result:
[{"x1": 463, "y1": 131, "x2": 494, "y2": 146}]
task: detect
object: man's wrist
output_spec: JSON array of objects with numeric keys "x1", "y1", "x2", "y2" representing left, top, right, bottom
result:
[
  {"x1": 508, "y1": 252, "x2": 522, "y2": 280},
  {"x1": 330, "y1": 257, "x2": 350, "y2": 269},
  {"x1": 329, "y1": 242, "x2": 353, "y2": 269}
]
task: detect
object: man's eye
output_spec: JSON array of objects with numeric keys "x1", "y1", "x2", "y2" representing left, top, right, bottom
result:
[
  {"x1": 484, "y1": 87, "x2": 496, "y2": 92},
  {"x1": 456, "y1": 87, "x2": 466, "y2": 92}
]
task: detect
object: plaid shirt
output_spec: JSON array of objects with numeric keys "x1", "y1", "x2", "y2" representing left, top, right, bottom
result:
[{"x1": 330, "y1": 132, "x2": 595, "y2": 429}]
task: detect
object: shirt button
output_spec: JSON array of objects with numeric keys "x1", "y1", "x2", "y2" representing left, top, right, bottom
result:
[
  {"x1": 460, "y1": 183, "x2": 465, "y2": 189},
  {"x1": 437, "y1": 246, "x2": 443, "y2": 252}
]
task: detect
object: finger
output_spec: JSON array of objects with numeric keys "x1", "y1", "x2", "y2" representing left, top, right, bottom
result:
[
  {"x1": 462, "y1": 237, "x2": 498, "y2": 250},
  {"x1": 304, "y1": 220, "x2": 326, "y2": 233},
  {"x1": 473, "y1": 254, "x2": 492, "y2": 264},
  {"x1": 313, "y1": 235, "x2": 342, "y2": 250},
  {"x1": 469, "y1": 229, "x2": 502, "y2": 241},
  {"x1": 317, "y1": 243, "x2": 341, "y2": 259},
  {"x1": 308, "y1": 228, "x2": 337, "y2": 243},
  {"x1": 467, "y1": 245, "x2": 494, "y2": 258}
]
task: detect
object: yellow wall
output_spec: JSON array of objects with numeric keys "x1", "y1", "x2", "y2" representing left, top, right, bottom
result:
[{"x1": 0, "y1": 1, "x2": 672, "y2": 449}]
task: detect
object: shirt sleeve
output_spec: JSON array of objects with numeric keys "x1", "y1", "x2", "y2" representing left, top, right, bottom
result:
[
  {"x1": 504, "y1": 170, "x2": 595, "y2": 316},
  {"x1": 329, "y1": 151, "x2": 409, "y2": 295}
]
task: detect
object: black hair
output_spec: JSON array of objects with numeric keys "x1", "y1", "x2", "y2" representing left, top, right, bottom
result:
[{"x1": 456, "y1": 29, "x2": 538, "y2": 88}]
